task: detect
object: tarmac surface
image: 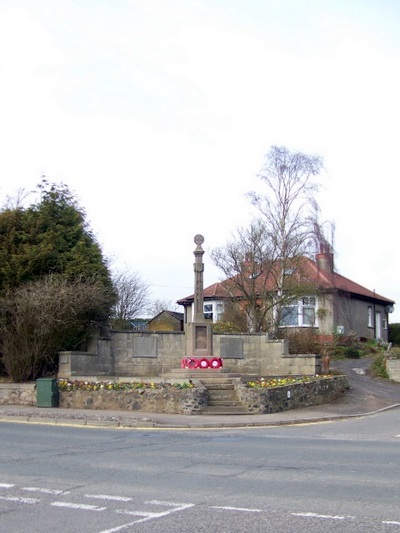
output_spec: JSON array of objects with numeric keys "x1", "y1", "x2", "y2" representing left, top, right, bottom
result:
[{"x1": 1, "y1": 358, "x2": 400, "y2": 429}]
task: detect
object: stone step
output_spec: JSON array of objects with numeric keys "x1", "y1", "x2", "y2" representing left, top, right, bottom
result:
[
  {"x1": 162, "y1": 370, "x2": 242, "y2": 380},
  {"x1": 208, "y1": 399, "x2": 243, "y2": 407},
  {"x1": 201, "y1": 405, "x2": 249, "y2": 415},
  {"x1": 205, "y1": 384, "x2": 246, "y2": 412},
  {"x1": 207, "y1": 389, "x2": 237, "y2": 401},
  {"x1": 202, "y1": 383, "x2": 235, "y2": 390}
]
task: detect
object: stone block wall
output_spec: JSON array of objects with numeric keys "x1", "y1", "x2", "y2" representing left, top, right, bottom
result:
[
  {"x1": 213, "y1": 335, "x2": 318, "y2": 376},
  {"x1": 58, "y1": 331, "x2": 320, "y2": 380},
  {"x1": 387, "y1": 358, "x2": 400, "y2": 382},
  {"x1": 0, "y1": 383, "x2": 36, "y2": 406}
]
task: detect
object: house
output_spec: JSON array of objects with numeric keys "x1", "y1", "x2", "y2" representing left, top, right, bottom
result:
[
  {"x1": 177, "y1": 250, "x2": 395, "y2": 342},
  {"x1": 147, "y1": 310, "x2": 184, "y2": 332},
  {"x1": 129, "y1": 318, "x2": 149, "y2": 331}
]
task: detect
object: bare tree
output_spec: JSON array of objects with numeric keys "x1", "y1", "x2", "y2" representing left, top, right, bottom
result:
[
  {"x1": 212, "y1": 146, "x2": 325, "y2": 334},
  {"x1": 0, "y1": 276, "x2": 114, "y2": 382},
  {"x1": 110, "y1": 270, "x2": 150, "y2": 329},
  {"x1": 147, "y1": 298, "x2": 179, "y2": 317},
  {"x1": 248, "y1": 145, "x2": 323, "y2": 260},
  {"x1": 212, "y1": 219, "x2": 276, "y2": 332}
]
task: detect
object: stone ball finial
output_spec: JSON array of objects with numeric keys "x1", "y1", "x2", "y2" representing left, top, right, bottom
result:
[{"x1": 194, "y1": 234, "x2": 204, "y2": 246}]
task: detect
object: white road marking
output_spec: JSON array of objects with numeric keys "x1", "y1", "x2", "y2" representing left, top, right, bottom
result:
[
  {"x1": 383, "y1": 521, "x2": 400, "y2": 525},
  {"x1": 0, "y1": 496, "x2": 39, "y2": 504},
  {"x1": 51, "y1": 501, "x2": 107, "y2": 511},
  {"x1": 116, "y1": 510, "x2": 158, "y2": 518},
  {"x1": 85, "y1": 494, "x2": 132, "y2": 502},
  {"x1": 22, "y1": 487, "x2": 67, "y2": 495},
  {"x1": 146, "y1": 499, "x2": 192, "y2": 507},
  {"x1": 212, "y1": 505, "x2": 262, "y2": 513},
  {"x1": 0, "y1": 483, "x2": 14, "y2": 488},
  {"x1": 292, "y1": 512, "x2": 346, "y2": 520},
  {"x1": 99, "y1": 501, "x2": 195, "y2": 533}
]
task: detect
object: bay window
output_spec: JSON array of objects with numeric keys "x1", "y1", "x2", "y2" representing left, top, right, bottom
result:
[{"x1": 281, "y1": 297, "x2": 316, "y2": 327}]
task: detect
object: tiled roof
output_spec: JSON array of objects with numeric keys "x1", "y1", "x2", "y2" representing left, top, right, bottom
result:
[
  {"x1": 177, "y1": 256, "x2": 394, "y2": 306},
  {"x1": 149, "y1": 310, "x2": 184, "y2": 322}
]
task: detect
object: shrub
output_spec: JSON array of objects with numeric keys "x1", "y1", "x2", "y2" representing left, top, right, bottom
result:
[
  {"x1": 336, "y1": 333, "x2": 358, "y2": 347},
  {"x1": 213, "y1": 321, "x2": 243, "y2": 334},
  {"x1": 281, "y1": 330, "x2": 319, "y2": 354},
  {"x1": 343, "y1": 347, "x2": 360, "y2": 359},
  {"x1": 388, "y1": 347, "x2": 400, "y2": 359},
  {"x1": 389, "y1": 323, "x2": 400, "y2": 346},
  {"x1": 370, "y1": 353, "x2": 389, "y2": 378},
  {"x1": 0, "y1": 276, "x2": 114, "y2": 382}
]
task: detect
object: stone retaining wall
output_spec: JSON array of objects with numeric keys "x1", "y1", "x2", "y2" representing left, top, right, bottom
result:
[
  {"x1": 235, "y1": 375, "x2": 349, "y2": 414},
  {"x1": 0, "y1": 383, "x2": 36, "y2": 406},
  {"x1": 0, "y1": 376, "x2": 348, "y2": 414},
  {"x1": 59, "y1": 385, "x2": 208, "y2": 415}
]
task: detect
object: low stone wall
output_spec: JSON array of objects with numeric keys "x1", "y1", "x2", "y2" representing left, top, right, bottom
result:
[
  {"x1": 235, "y1": 375, "x2": 349, "y2": 414},
  {"x1": 0, "y1": 383, "x2": 36, "y2": 406},
  {"x1": 387, "y1": 358, "x2": 400, "y2": 382},
  {"x1": 0, "y1": 376, "x2": 348, "y2": 414},
  {"x1": 59, "y1": 385, "x2": 208, "y2": 415}
]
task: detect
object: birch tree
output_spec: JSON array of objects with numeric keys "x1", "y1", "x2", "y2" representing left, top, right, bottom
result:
[{"x1": 212, "y1": 146, "x2": 325, "y2": 333}]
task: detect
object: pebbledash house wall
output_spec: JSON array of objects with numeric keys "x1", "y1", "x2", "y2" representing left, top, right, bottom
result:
[{"x1": 58, "y1": 330, "x2": 320, "y2": 380}]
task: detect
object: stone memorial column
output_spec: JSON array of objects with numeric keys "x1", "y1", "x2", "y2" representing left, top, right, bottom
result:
[{"x1": 185, "y1": 235, "x2": 213, "y2": 359}]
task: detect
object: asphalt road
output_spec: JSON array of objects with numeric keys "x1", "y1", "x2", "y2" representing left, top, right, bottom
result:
[{"x1": 1, "y1": 399, "x2": 400, "y2": 532}]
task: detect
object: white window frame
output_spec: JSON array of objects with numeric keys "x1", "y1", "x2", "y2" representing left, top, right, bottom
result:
[
  {"x1": 202, "y1": 301, "x2": 225, "y2": 322},
  {"x1": 203, "y1": 303, "x2": 213, "y2": 321},
  {"x1": 216, "y1": 303, "x2": 224, "y2": 322},
  {"x1": 280, "y1": 296, "x2": 317, "y2": 328},
  {"x1": 368, "y1": 306, "x2": 373, "y2": 328}
]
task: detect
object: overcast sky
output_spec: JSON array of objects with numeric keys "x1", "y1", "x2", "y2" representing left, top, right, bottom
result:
[{"x1": 1, "y1": 0, "x2": 399, "y2": 320}]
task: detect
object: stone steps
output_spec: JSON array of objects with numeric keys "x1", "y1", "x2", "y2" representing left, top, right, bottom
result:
[
  {"x1": 200, "y1": 378, "x2": 249, "y2": 415},
  {"x1": 162, "y1": 369, "x2": 241, "y2": 380},
  {"x1": 201, "y1": 405, "x2": 249, "y2": 415}
]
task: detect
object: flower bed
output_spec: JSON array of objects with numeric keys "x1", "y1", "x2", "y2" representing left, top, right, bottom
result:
[
  {"x1": 246, "y1": 375, "x2": 330, "y2": 388},
  {"x1": 58, "y1": 379, "x2": 194, "y2": 391}
]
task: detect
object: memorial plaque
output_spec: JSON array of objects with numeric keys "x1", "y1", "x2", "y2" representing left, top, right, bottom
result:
[
  {"x1": 132, "y1": 336, "x2": 157, "y2": 358},
  {"x1": 195, "y1": 325, "x2": 207, "y2": 350},
  {"x1": 221, "y1": 337, "x2": 244, "y2": 359}
]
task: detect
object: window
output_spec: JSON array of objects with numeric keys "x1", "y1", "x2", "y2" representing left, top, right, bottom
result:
[
  {"x1": 203, "y1": 302, "x2": 225, "y2": 322},
  {"x1": 204, "y1": 304, "x2": 213, "y2": 320},
  {"x1": 383, "y1": 318, "x2": 388, "y2": 330},
  {"x1": 216, "y1": 303, "x2": 224, "y2": 322},
  {"x1": 280, "y1": 297, "x2": 316, "y2": 327},
  {"x1": 368, "y1": 306, "x2": 373, "y2": 327}
]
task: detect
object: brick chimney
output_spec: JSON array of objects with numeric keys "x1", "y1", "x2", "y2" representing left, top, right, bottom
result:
[{"x1": 316, "y1": 246, "x2": 334, "y2": 273}]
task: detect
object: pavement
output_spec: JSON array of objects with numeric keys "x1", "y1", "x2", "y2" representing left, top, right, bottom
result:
[{"x1": 1, "y1": 358, "x2": 399, "y2": 429}]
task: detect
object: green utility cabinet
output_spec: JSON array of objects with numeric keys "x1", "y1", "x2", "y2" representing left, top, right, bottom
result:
[{"x1": 36, "y1": 378, "x2": 59, "y2": 407}]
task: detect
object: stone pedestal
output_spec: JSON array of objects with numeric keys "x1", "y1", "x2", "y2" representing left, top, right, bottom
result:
[{"x1": 186, "y1": 322, "x2": 213, "y2": 358}]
